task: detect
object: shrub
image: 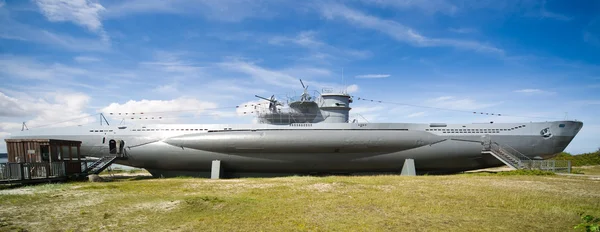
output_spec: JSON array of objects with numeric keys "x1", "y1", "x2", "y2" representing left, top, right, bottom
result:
[
  {"x1": 574, "y1": 213, "x2": 600, "y2": 232},
  {"x1": 554, "y1": 151, "x2": 600, "y2": 166},
  {"x1": 494, "y1": 169, "x2": 555, "y2": 176}
]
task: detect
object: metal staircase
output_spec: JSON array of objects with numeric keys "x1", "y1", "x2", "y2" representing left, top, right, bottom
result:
[
  {"x1": 84, "y1": 156, "x2": 118, "y2": 175},
  {"x1": 482, "y1": 142, "x2": 530, "y2": 170},
  {"x1": 482, "y1": 142, "x2": 572, "y2": 173}
]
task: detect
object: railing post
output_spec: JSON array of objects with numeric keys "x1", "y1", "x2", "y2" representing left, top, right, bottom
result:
[
  {"x1": 62, "y1": 162, "x2": 66, "y2": 176},
  {"x1": 19, "y1": 163, "x2": 25, "y2": 180}
]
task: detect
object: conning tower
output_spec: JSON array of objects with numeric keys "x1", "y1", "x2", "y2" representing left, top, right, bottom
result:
[{"x1": 317, "y1": 89, "x2": 352, "y2": 123}]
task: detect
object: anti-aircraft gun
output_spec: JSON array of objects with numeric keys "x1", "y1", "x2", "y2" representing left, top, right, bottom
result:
[
  {"x1": 254, "y1": 79, "x2": 319, "y2": 124},
  {"x1": 254, "y1": 79, "x2": 352, "y2": 124}
]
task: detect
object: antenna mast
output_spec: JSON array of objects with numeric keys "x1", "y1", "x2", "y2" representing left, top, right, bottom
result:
[
  {"x1": 342, "y1": 68, "x2": 345, "y2": 94},
  {"x1": 100, "y1": 113, "x2": 110, "y2": 126}
]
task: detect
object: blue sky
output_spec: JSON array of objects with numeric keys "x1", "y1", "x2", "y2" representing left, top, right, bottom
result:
[{"x1": 0, "y1": 0, "x2": 598, "y2": 154}]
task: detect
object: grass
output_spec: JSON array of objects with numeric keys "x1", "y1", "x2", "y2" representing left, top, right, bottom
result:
[
  {"x1": 0, "y1": 173, "x2": 599, "y2": 232},
  {"x1": 572, "y1": 166, "x2": 600, "y2": 175},
  {"x1": 100, "y1": 168, "x2": 149, "y2": 175}
]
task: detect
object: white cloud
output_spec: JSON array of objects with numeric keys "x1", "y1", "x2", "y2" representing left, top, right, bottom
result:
[
  {"x1": 361, "y1": 0, "x2": 458, "y2": 15},
  {"x1": 574, "y1": 100, "x2": 600, "y2": 106},
  {"x1": 0, "y1": 91, "x2": 94, "y2": 129},
  {"x1": 140, "y1": 51, "x2": 203, "y2": 76},
  {"x1": 101, "y1": 98, "x2": 219, "y2": 123},
  {"x1": 514, "y1": 88, "x2": 542, "y2": 93},
  {"x1": 103, "y1": 0, "x2": 278, "y2": 22},
  {"x1": 74, "y1": 56, "x2": 101, "y2": 63},
  {"x1": 320, "y1": 4, "x2": 504, "y2": 55},
  {"x1": 538, "y1": 0, "x2": 571, "y2": 21},
  {"x1": 355, "y1": 74, "x2": 390, "y2": 79},
  {"x1": 0, "y1": 123, "x2": 22, "y2": 132},
  {"x1": 269, "y1": 31, "x2": 371, "y2": 60},
  {"x1": 349, "y1": 105, "x2": 386, "y2": 122},
  {"x1": 0, "y1": 13, "x2": 109, "y2": 51},
  {"x1": 448, "y1": 27, "x2": 477, "y2": 34},
  {"x1": 345, "y1": 84, "x2": 359, "y2": 93},
  {"x1": 406, "y1": 111, "x2": 426, "y2": 118},
  {"x1": 34, "y1": 0, "x2": 109, "y2": 41},
  {"x1": 0, "y1": 0, "x2": 5, "y2": 8},
  {"x1": 516, "y1": 89, "x2": 541, "y2": 93},
  {"x1": 0, "y1": 92, "x2": 28, "y2": 117},
  {"x1": 539, "y1": 9, "x2": 571, "y2": 21},
  {"x1": 269, "y1": 31, "x2": 322, "y2": 48},
  {"x1": 427, "y1": 96, "x2": 497, "y2": 111},
  {"x1": 219, "y1": 59, "x2": 357, "y2": 94},
  {"x1": 583, "y1": 18, "x2": 599, "y2": 47},
  {"x1": 219, "y1": 60, "x2": 299, "y2": 89},
  {"x1": 282, "y1": 67, "x2": 332, "y2": 79},
  {"x1": 0, "y1": 55, "x2": 89, "y2": 81},
  {"x1": 153, "y1": 84, "x2": 178, "y2": 94},
  {"x1": 513, "y1": 89, "x2": 555, "y2": 95},
  {"x1": 433, "y1": 96, "x2": 453, "y2": 101}
]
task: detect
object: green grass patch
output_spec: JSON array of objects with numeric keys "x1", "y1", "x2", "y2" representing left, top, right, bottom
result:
[
  {"x1": 467, "y1": 169, "x2": 556, "y2": 176},
  {"x1": 0, "y1": 175, "x2": 599, "y2": 231},
  {"x1": 572, "y1": 166, "x2": 600, "y2": 175},
  {"x1": 100, "y1": 168, "x2": 149, "y2": 175}
]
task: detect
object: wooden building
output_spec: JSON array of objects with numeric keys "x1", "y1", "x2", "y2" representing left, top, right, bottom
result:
[{"x1": 4, "y1": 139, "x2": 84, "y2": 174}]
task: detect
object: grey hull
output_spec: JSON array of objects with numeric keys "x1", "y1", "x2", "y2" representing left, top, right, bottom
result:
[{"x1": 8, "y1": 120, "x2": 583, "y2": 176}]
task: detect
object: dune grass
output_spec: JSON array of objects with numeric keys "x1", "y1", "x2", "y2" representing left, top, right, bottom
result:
[
  {"x1": 572, "y1": 166, "x2": 600, "y2": 176},
  {"x1": 0, "y1": 173, "x2": 599, "y2": 232}
]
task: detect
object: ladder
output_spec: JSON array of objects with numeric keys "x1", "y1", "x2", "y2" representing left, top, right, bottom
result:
[
  {"x1": 482, "y1": 142, "x2": 572, "y2": 173},
  {"x1": 84, "y1": 156, "x2": 118, "y2": 175},
  {"x1": 482, "y1": 142, "x2": 530, "y2": 170}
]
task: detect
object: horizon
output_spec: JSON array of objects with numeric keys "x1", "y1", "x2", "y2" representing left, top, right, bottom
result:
[{"x1": 0, "y1": 0, "x2": 599, "y2": 154}]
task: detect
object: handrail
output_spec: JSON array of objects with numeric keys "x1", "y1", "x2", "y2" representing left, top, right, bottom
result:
[{"x1": 497, "y1": 142, "x2": 531, "y2": 161}]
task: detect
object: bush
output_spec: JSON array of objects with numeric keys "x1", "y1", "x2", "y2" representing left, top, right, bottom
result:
[
  {"x1": 574, "y1": 213, "x2": 600, "y2": 232},
  {"x1": 494, "y1": 169, "x2": 555, "y2": 176},
  {"x1": 554, "y1": 151, "x2": 600, "y2": 166}
]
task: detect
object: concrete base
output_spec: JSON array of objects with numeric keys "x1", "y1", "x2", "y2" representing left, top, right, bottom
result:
[
  {"x1": 211, "y1": 160, "x2": 221, "y2": 179},
  {"x1": 88, "y1": 174, "x2": 103, "y2": 182},
  {"x1": 401, "y1": 159, "x2": 416, "y2": 176}
]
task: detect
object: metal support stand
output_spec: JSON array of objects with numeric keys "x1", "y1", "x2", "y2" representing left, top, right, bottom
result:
[
  {"x1": 401, "y1": 159, "x2": 416, "y2": 176},
  {"x1": 211, "y1": 160, "x2": 222, "y2": 179}
]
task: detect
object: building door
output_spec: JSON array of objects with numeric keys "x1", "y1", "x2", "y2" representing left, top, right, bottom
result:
[{"x1": 41, "y1": 145, "x2": 50, "y2": 162}]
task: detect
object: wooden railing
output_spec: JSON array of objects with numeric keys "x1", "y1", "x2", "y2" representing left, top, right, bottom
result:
[{"x1": 0, "y1": 162, "x2": 71, "y2": 182}]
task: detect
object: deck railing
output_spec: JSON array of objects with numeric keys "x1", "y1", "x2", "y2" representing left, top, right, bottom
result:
[{"x1": 0, "y1": 162, "x2": 68, "y2": 182}]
